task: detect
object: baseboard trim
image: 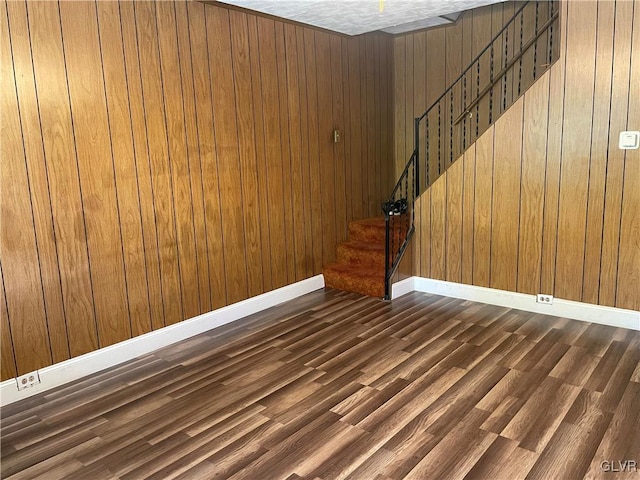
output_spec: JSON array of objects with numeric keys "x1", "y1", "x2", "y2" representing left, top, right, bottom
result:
[
  {"x1": 1, "y1": 275, "x2": 325, "y2": 406},
  {"x1": 399, "y1": 276, "x2": 639, "y2": 331},
  {"x1": 391, "y1": 277, "x2": 416, "y2": 300}
]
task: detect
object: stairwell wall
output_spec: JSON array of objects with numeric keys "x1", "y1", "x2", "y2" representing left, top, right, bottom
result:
[
  {"x1": 0, "y1": 1, "x2": 393, "y2": 380},
  {"x1": 412, "y1": 0, "x2": 640, "y2": 311}
]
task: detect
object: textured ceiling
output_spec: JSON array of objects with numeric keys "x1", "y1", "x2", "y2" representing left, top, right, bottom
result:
[{"x1": 215, "y1": 0, "x2": 507, "y2": 36}]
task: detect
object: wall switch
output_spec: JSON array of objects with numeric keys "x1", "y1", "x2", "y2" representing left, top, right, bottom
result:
[
  {"x1": 619, "y1": 131, "x2": 639, "y2": 149},
  {"x1": 16, "y1": 371, "x2": 41, "y2": 391},
  {"x1": 333, "y1": 129, "x2": 341, "y2": 143}
]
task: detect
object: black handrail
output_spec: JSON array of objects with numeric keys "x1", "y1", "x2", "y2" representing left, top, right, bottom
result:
[{"x1": 383, "y1": 1, "x2": 559, "y2": 300}]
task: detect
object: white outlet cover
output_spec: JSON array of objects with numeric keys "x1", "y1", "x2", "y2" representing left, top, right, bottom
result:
[{"x1": 619, "y1": 131, "x2": 639, "y2": 149}]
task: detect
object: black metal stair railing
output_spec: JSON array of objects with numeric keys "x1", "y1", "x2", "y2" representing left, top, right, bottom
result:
[{"x1": 383, "y1": 0, "x2": 560, "y2": 300}]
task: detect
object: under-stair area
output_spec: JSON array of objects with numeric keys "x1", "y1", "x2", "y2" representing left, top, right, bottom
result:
[{"x1": 322, "y1": 0, "x2": 559, "y2": 299}]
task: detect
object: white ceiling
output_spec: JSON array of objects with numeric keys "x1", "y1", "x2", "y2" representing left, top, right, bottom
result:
[{"x1": 215, "y1": 0, "x2": 507, "y2": 36}]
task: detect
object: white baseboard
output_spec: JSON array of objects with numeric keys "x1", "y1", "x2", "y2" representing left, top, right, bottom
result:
[
  {"x1": 399, "y1": 276, "x2": 639, "y2": 331},
  {"x1": 1, "y1": 275, "x2": 325, "y2": 407},
  {"x1": 391, "y1": 277, "x2": 416, "y2": 299}
]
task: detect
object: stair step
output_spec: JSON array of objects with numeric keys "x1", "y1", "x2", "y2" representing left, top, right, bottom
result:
[
  {"x1": 323, "y1": 263, "x2": 385, "y2": 298},
  {"x1": 337, "y1": 241, "x2": 385, "y2": 267},
  {"x1": 348, "y1": 216, "x2": 410, "y2": 243}
]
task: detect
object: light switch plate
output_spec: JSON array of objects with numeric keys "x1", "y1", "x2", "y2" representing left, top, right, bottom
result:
[{"x1": 619, "y1": 131, "x2": 639, "y2": 149}]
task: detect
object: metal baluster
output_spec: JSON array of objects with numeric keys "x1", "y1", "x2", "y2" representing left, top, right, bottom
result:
[
  {"x1": 533, "y1": 1, "x2": 540, "y2": 79},
  {"x1": 404, "y1": 172, "x2": 409, "y2": 244},
  {"x1": 548, "y1": 1, "x2": 554, "y2": 65},
  {"x1": 518, "y1": 8, "x2": 524, "y2": 96},
  {"x1": 503, "y1": 27, "x2": 508, "y2": 112},
  {"x1": 438, "y1": 103, "x2": 442, "y2": 176},
  {"x1": 489, "y1": 43, "x2": 494, "y2": 124},
  {"x1": 476, "y1": 55, "x2": 480, "y2": 138},
  {"x1": 411, "y1": 159, "x2": 415, "y2": 229},
  {"x1": 425, "y1": 117, "x2": 430, "y2": 187},
  {"x1": 449, "y1": 92, "x2": 453, "y2": 165},
  {"x1": 463, "y1": 72, "x2": 467, "y2": 151}
]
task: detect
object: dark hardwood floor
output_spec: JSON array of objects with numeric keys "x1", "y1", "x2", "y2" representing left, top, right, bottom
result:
[{"x1": 1, "y1": 289, "x2": 639, "y2": 479}]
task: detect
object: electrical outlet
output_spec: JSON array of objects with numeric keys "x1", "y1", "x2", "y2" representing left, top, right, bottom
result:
[
  {"x1": 16, "y1": 371, "x2": 40, "y2": 391},
  {"x1": 536, "y1": 294, "x2": 554, "y2": 305}
]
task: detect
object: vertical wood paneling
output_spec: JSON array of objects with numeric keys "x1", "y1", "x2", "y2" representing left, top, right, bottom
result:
[
  {"x1": 175, "y1": 1, "x2": 213, "y2": 312},
  {"x1": 461, "y1": 144, "x2": 476, "y2": 285},
  {"x1": 6, "y1": 0, "x2": 70, "y2": 363},
  {"x1": 208, "y1": 6, "x2": 248, "y2": 301},
  {"x1": 296, "y1": 26, "x2": 313, "y2": 277},
  {"x1": 473, "y1": 128, "x2": 495, "y2": 288},
  {"x1": 119, "y1": 1, "x2": 166, "y2": 328},
  {"x1": 490, "y1": 97, "x2": 523, "y2": 292},
  {"x1": 275, "y1": 22, "x2": 296, "y2": 285},
  {"x1": 517, "y1": 72, "x2": 549, "y2": 295},
  {"x1": 59, "y1": 0, "x2": 132, "y2": 345},
  {"x1": 135, "y1": 1, "x2": 184, "y2": 326},
  {"x1": 155, "y1": 1, "x2": 201, "y2": 320},
  {"x1": 599, "y1": 0, "x2": 634, "y2": 307},
  {"x1": 414, "y1": 0, "x2": 638, "y2": 312},
  {"x1": 446, "y1": 160, "x2": 463, "y2": 282},
  {"x1": 1, "y1": 1, "x2": 393, "y2": 377},
  {"x1": 393, "y1": 36, "x2": 406, "y2": 177},
  {"x1": 303, "y1": 28, "x2": 323, "y2": 274},
  {"x1": 430, "y1": 177, "x2": 447, "y2": 281},
  {"x1": 540, "y1": 0, "x2": 568, "y2": 296},
  {"x1": 96, "y1": 1, "x2": 152, "y2": 338},
  {"x1": 1, "y1": 1, "x2": 52, "y2": 372},
  {"x1": 348, "y1": 37, "x2": 364, "y2": 221},
  {"x1": 284, "y1": 24, "x2": 307, "y2": 281},
  {"x1": 331, "y1": 35, "x2": 347, "y2": 244},
  {"x1": 247, "y1": 14, "x2": 272, "y2": 295},
  {"x1": 616, "y1": 0, "x2": 640, "y2": 311},
  {"x1": 1, "y1": 264, "x2": 17, "y2": 381},
  {"x1": 420, "y1": 191, "x2": 432, "y2": 278},
  {"x1": 554, "y1": 0, "x2": 597, "y2": 301},
  {"x1": 187, "y1": 0, "x2": 227, "y2": 309},
  {"x1": 26, "y1": 0, "x2": 99, "y2": 357},
  {"x1": 582, "y1": 1, "x2": 615, "y2": 304},
  {"x1": 229, "y1": 10, "x2": 263, "y2": 297},
  {"x1": 316, "y1": 31, "x2": 337, "y2": 266}
]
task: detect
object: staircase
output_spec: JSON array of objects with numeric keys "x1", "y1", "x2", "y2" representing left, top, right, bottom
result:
[
  {"x1": 323, "y1": 216, "x2": 409, "y2": 298},
  {"x1": 324, "y1": 1, "x2": 559, "y2": 299}
]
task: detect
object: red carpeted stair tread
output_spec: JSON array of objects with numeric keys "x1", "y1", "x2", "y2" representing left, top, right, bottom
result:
[
  {"x1": 348, "y1": 217, "x2": 410, "y2": 243},
  {"x1": 336, "y1": 241, "x2": 385, "y2": 267},
  {"x1": 323, "y1": 263, "x2": 385, "y2": 298}
]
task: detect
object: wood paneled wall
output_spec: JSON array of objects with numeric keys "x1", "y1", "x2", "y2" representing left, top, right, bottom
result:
[
  {"x1": 413, "y1": 0, "x2": 639, "y2": 312},
  {"x1": 0, "y1": 0, "x2": 393, "y2": 380}
]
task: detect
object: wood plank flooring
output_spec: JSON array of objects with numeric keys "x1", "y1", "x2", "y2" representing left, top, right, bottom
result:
[{"x1": 1, "y1": 289, "x2": 639, "y2": 479}]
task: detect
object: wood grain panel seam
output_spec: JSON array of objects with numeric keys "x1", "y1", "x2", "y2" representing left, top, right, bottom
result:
[
  {"x1": 0, "y1": 262, "x2": 19, "y2": 377},
  {"x1": 11, "y1": 0, "x2": 73, "y2": 358},
  {"x1": 228, "y1": 8, "x2": 251, "y2": 297},
  {"x1": 612, "y1": 0, "x2": 636, "y2": 308},
  {"x1": 56, "y1": 0, "x2": 101, "y2": 347},
  {"x1": 131, "y1": 1, "x2": 169, "y2": 328},
  {"x1": 313, "y1": 31, "x2": 325, "y2": 264},
  {"x1": 153, "y1": 1, "x2": 190, "y2": 320},
  {"x1": 184, "y1": 2, "x2": 214, "y2": 308},
  {"x1": 550, "y1": 0, "x2": 570, "y2": 299},
  {"x1": 537, "y1": 64, "x2": 553, "y2": 297},
  {"x1": 5, "y1": 6, "x2": 56, "y2": 364},
  {"x1": 94, "y1": 0, "x2": 135, "y2": 339},
  {"x1": 277, "y1": 22, "x2": 297, "y2": 284},
  {"x1": 253, "y1": 18, "x2": 275, "y2": 287},
  {"x1": 171, "y1": 0, "x2": 205, "y2": 313},
  {"x1": 514, "y1": 94, "x2": 525, "y2": 293},
  {"x1": 116, "y1": 0, "x2": 155, "y2": 334}
]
